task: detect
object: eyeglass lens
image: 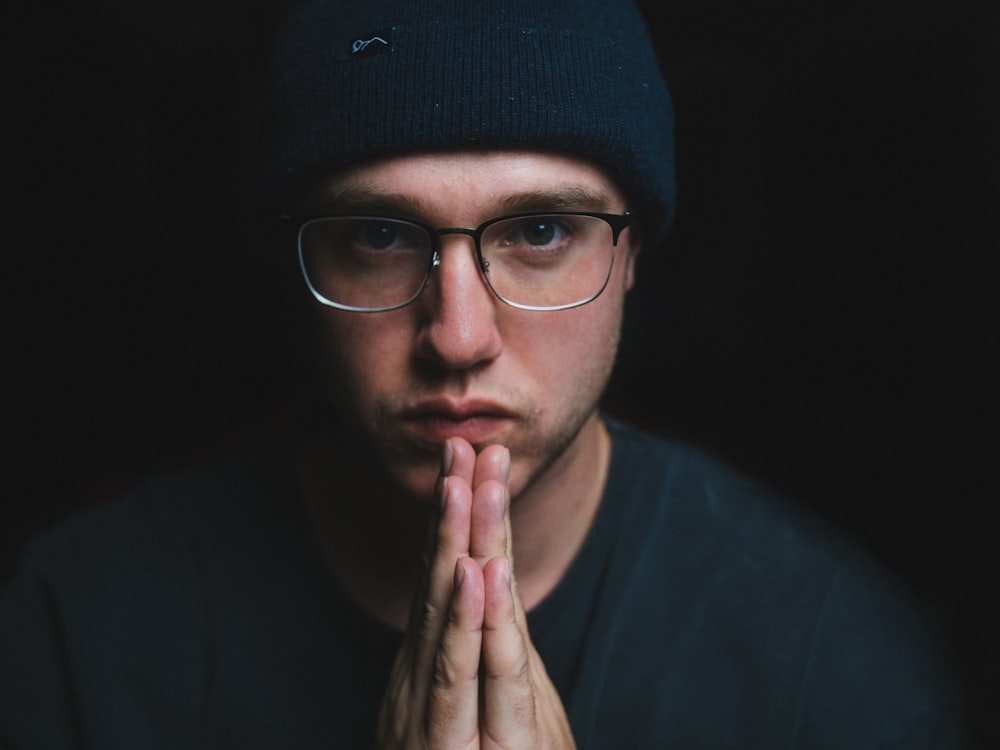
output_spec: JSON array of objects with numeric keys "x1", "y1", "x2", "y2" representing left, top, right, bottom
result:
[{"x1": 298, "y1": 214, "x2": 617, "y2": 312}]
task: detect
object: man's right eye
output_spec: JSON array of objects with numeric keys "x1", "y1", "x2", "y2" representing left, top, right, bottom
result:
[{"x1": 358, "y1": 220, "x2": 400, "y2": 250}]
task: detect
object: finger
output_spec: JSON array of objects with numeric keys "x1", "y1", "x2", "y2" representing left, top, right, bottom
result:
[
  {"x1": 425, "y1": 556, "x2": 484, "y2": 749},
  {"x1": 415, "y1": 438, "x2": 476, "y2": 637},
  {"x1": 480, "y1": 556, "x2": 538, "y2": 746},
  {"x1": 381, "y1": 439, "x2": 486, "y2": 749},
  {"x1": 469, "y1": 479, "x2": 507, "y2": 566},
  {"x1": 416, "y1": 437, "x2": 475, "y2": 645},
  {"x1": 472, "y1": 443, "x2": 510, "y2": 490},
  {"x1": 470, "y1": 445, "x2": 510, "y2": 565},
  {"x1": 446, "y1": 437, "x2": 477, "y2": 488},
  {"x1": 410, "y1": 473, "x2": 473, "y2": 693},
  {"x1": 482, "y1": 558, "x2": 577, "y2": 749}
]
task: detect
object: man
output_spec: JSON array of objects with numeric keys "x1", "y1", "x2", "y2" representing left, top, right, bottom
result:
[{"x1": 0, "y1": 0, "x2": 971, "y2": 748}]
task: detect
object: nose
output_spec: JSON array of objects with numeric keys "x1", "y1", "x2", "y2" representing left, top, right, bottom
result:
[{"x1": 414, "y1": 233, "x2": 503, "y2": 370}]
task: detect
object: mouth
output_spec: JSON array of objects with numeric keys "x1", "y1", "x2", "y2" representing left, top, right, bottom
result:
[{"x1": 398, "y1": 399, "x2": 517, "y2": 446}]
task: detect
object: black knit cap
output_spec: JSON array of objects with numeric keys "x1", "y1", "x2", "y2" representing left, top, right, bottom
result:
[{"x1": 255, "y1": 0, "x2": 676, "y2": 248}]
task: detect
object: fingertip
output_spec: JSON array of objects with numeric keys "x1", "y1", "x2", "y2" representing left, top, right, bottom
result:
[
  {"x1": 441, "y1": 438, "x2": 454, "y2": 476},
  {"x1": 450, "y1": 438, "x2": 477, "y2": 484},
  {"x1": 473, "y1": 443, "x2": 512, "y2": 489},
  {"x1": 488, "y1": 556, "x2": 511, "y2": 588},
  {"x1": 454, "y1": 555, "x2": 482, "y2": 587},
  {"x1": 483, "y1": 556, "x2": 514, "y2": 607}
]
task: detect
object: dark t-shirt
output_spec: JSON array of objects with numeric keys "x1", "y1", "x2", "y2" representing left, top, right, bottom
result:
[{"x1": 0, "y1": 419, "x2": 971, "y2": 748}]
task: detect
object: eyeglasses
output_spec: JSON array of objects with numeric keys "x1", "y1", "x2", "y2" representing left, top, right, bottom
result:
[{"x1": 289, "y1": 211, "x2": 633, "y2": 312}]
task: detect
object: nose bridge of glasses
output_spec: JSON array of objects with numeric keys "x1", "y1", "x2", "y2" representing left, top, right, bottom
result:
[{"x1": 428, "y1": 226, "x2": 485, "y2": 270}]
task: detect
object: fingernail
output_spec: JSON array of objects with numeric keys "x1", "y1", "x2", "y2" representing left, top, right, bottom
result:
[
  {"x1": 454, "y1": 559, "x2": 466, "y2": 589},
  {"x1": 501, "y1": 448, "x2": 511, "y2": 483},
  {"x1": 504, "y1": 557, "x2": 512, "y2": 584},
  {"x1": 441, "y1": 439, "x2": 454, "y2": 476},
  {"x1": 439, "y1": 477, "x2": 449, "y2": 510}
]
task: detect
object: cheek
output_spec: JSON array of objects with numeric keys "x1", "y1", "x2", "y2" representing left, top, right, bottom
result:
[
  {"x1": 314, "y1": 311, "x2": 412, "y2": 395},
  {"x1": 510, "y1": 294, "x2": 624, "y2": 392},
  {"x1": 512, "y1": 245, "x2": 630, "y2": 353}
]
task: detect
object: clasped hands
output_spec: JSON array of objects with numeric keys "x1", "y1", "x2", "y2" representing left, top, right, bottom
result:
[{"x1": 376, "y1": 438, "x2": 576, "y2": 749}]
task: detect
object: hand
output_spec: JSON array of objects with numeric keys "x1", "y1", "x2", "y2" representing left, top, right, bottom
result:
[{"x1": 375, "y1": 438, "x2": 576, "y2": 749}]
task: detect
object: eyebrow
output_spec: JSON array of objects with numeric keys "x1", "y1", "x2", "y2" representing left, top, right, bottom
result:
[
  {"x1": 317, "y1": 184, "x2": 615, "y2": 219},
  {"x1": 498, "y1": 186, "x2": 614, "y2": 214}
]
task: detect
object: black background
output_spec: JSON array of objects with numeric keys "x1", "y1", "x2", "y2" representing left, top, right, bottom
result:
[{"x1": 4, "y1": 1, "x2": 996, "y2": 744}]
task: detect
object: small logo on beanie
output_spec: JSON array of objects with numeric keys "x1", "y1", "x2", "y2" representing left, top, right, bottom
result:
[
  {"x1": 345, "y1": 28, "x2": 394, "y2": 59},
  {"x1": 353, "y1": 35, "x2": 387, "y2": 53}
]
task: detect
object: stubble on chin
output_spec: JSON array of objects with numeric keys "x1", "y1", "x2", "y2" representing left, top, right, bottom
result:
[{"x1": 359, "y1": 390, "x2": 598, "y2": 505}]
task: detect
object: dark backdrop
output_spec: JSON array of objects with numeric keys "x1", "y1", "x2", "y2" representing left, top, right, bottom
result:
[{"x1": 4, "y1": 1, "x2": 996, "y2": 744}]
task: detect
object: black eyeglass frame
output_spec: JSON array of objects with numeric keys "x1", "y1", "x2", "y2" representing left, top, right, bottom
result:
[{"x1": 283, "y1": 210, "x2": 634, "y2": 313}]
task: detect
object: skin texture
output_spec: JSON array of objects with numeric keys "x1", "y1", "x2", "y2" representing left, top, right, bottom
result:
[
  {"x1": 296, "y1": 150, "x2": 640, "y2": 748},
  {"x1": 375, "y1": 439, "x2": 577, "y2": 749}
]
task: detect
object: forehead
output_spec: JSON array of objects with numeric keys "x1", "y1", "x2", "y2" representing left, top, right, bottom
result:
[{"x1": 313, "y1": 150, "x2": 627, "y2": 222}]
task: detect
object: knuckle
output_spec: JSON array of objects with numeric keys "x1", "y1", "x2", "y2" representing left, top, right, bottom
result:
[
  {"x1": 430, "y1": 631, "x2": 476, "y2": 692},
  {"x1": 431, "y1": 648, "x2": 460, "y2": 692},
  {"x1": 421, "y1": 598, "x2": 441, "y2": 630}
]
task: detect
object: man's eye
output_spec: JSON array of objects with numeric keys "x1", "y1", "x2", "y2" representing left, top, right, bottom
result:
[
  {"x1": 508, "y1": 218, "x2": 574, "y2": 248},
  {"x1": 521, "y1": 220, "x2": 559, "y2": 246},
  {"x1": 359, "y1": 221, "x2": 400, "y2": 250}
]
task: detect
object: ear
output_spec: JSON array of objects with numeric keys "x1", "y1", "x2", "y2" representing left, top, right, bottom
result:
[{"x1": 622, "y1": 228, "x2": 642, "y2": 292}]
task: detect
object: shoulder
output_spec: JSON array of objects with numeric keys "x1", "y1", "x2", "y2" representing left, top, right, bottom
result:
[
  {"x1": 0, "y1": 475, "x2": 203, "y2": 746},
  {"x1": 0, "y1": 441, "x2": 299, "y2": 744},
  {"x1": 605, "y1": 416, "x2": 841, "y2": 565},
  {"x1": 10, "y1": 442, "x2": 285, "y2": 587},
  {"x1": 596, "y1": 418, "x2": 971, "y2": 747},
  {"x1": 603, "y1": 417, "x2": 933, "y2": 632},
  {"x1": 1, "y1": 445, "x2": 280, "y2": 631}
]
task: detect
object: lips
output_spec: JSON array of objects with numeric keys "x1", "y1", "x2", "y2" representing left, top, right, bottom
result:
[{"x1": 398, "y1": 399, "x2": 516, "y2": 445}]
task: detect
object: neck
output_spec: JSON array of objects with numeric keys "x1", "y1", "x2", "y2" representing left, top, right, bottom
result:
[{"x1": 296, "y1": 412, "x2": 611, "y2": 631}]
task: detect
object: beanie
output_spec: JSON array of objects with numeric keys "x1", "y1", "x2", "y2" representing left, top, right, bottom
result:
[{"x1": 254, "y1": 0, "x2": 676, "y2": 249}]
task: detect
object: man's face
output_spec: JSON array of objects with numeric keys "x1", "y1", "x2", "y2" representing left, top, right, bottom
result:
[{"x1": 307, "y1": 150, "x2": 639, "y2": 501}]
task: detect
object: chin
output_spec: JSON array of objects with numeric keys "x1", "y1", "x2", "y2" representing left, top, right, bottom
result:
[{"x1": 373, "y1": 439, "x2": 442, "y2": 504}]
